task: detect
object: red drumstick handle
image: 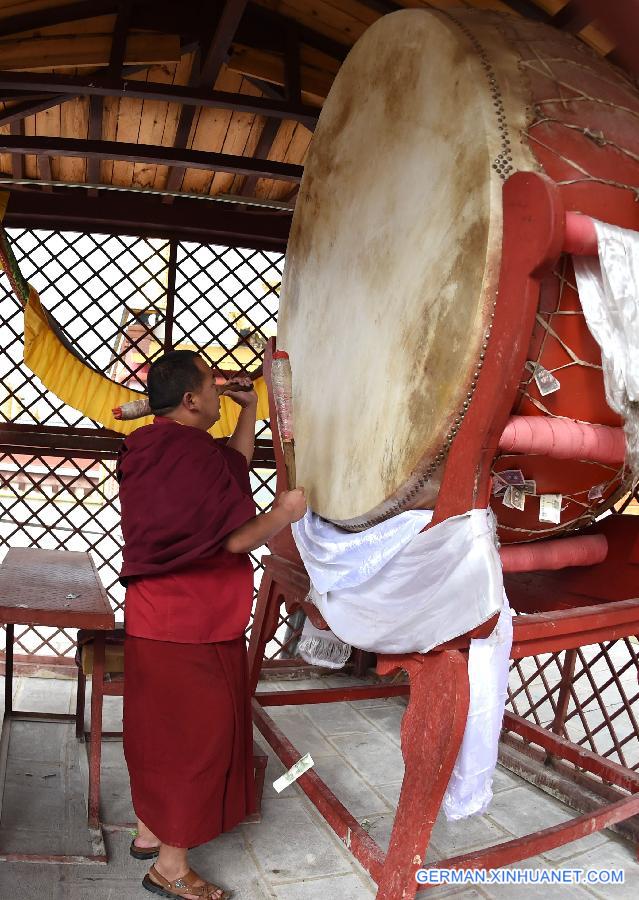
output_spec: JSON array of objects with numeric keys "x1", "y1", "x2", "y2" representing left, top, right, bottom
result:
[
  {"x1": 271, "y1": 350, "x2": 296, "y2": 490},
  {"x1": 564, "y1": 212, "x2": 598, "y2": 256},
  {"x1": 113, "y1": 397, "x2": 151, "y2": 420}
]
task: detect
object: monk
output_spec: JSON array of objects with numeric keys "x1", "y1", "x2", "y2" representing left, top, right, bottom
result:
[{"x1": 117, "y1": 349, "x2": 306, "y2": 899}]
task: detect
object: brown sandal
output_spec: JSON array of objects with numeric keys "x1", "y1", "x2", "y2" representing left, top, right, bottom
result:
[
  {"x1": 142, "y1": 865, "x2": 232, "y2": 899},
  {"x1": 130, "y1": 838, "x2": 160, "y2": 859}
]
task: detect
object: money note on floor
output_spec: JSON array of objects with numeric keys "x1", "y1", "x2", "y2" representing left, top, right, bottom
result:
[{"x1": 273, "y1": 753, "x2": 315, "y2": 793}]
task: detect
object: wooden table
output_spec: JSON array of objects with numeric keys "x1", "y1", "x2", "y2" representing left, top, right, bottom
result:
[{"x1": 0, "y1": 548, "x2": 114, "y2": 862}]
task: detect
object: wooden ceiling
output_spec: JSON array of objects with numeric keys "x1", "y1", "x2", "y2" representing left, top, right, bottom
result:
[{"x1": 0, "y1": 0, "x2": 635, "y2": 250}]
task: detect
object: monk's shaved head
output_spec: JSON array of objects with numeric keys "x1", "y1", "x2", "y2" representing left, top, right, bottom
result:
[{"x1": 147, "y1": 350, "x2": 205, "y2": 414}]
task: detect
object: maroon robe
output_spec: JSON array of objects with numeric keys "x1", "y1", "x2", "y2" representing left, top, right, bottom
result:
[
  {"x1": 117, "y1": 417, "x2": 257, "y2": 846},
  {"x1": 117, "y1": 416, "x2": 256, "y2": 581}
]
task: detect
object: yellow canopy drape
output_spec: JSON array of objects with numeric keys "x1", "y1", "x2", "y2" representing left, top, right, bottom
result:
[{"x1": 23, "y1": 287, "x2": 269, "y2": 437}]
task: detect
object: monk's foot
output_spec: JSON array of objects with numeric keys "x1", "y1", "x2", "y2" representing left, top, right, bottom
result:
[
  {"x1": 134, "y1": 835, "x2": 161, "y2": 849},
  {"x1": 130, "y1": 822, "x2": 161, "y2": 859},
  {"x1": 135, "y1": 820, "x2": 160, "y2": 848}
]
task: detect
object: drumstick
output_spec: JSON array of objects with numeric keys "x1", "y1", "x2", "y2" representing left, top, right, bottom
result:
[{"x1": 271, "y1": 350, "x2": 296, "y2": 490}]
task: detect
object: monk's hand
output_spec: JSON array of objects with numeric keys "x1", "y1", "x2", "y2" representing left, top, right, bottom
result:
[
  {"x1": 275, "y1": 488, "x2": 307, "y2": 523},
  {"x1": 221, "y1": 376, "x2": 257, "y2": 409}
]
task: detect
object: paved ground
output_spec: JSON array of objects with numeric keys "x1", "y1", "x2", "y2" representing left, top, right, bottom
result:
[{"x1": 0, "y1": 672, "x2": 637, "y2": 899}]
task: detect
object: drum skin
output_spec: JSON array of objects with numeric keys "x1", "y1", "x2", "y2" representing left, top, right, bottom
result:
[{"x1": 277, "y1": 8, "x2": 639, "y2": 539}]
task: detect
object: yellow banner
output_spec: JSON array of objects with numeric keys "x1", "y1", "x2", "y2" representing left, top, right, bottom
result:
[{"x1": 23, "y1": 287, "x2": 269, "y2": 437}]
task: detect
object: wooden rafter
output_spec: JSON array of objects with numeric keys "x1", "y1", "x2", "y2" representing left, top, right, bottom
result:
[
  {"x1": 239, "y1": 117, "x2": 281, "y2": 198},
  {"x1": 0, "y1": 1, "x2": 115, "y2": 38},
  {"x1": 37, "y1": 155, "x2": 53, "y2": 193},
  {"x1": 0, "y1": 72, "x2": 318, "y2": 127},
  {"x1": 0, "y1": 1, "x2": 350, "y2": 63},
  {"x1": 201, "y1": 0, "x2": 249, "y2": 86},
  {"x1": 164, "y1": 0, "x2": 250, "y2": 198},
  {"x1": 2, "y1": 187, "x2": 291, "y2": 250},
  {"x1": 0, "y1": 1, "x2": 339, "y2": 137},
  {"x1": 285, "y1": 22, "x2": 301, "y2": 105},
  {"x1": 9, "y1": 120, "x2": 24, "y2": 181},
  {"x1": 0, "y1": 0, "x2": 632, "y2": 243},
  {"x1": 0, "y1": 94, "x2": 65, "y2": 129},
  {"x1": 87, "y1": 0, "x2": 131, "y2": 191},
  {"x1": 0, "y1": 135, "x2": 303, "y2": 181}
]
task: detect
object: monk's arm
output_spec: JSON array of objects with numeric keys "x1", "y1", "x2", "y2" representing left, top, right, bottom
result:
[
  {"x1": 225, "y1": 488, "x2": 306, "y2": 553},
  {"x1": 225, "y1": 384, "x2": 257, "y2": 465},
  {"x1": 227, "y1": 404, "x2": 257, "y2": 465}
]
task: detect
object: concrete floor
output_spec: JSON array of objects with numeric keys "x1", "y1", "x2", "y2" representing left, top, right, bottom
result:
[{"x1": 0, "y1": 672, "x2": 638, "y2": 899}]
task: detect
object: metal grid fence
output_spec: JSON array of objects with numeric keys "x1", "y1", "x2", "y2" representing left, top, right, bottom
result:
[
  {"x1": 0, "y1": 228, "x2": 285, "y2": 661},
  {"x1": 507, "y1": 637, "x2": 639, "y2": 773}
]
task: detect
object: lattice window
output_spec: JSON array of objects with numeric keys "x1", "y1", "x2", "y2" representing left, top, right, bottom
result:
[
  {"x1": 1, "y1": 230, "x2": 169, "y2": 427},
  {"x1": 173, "y1": 242, "x2": 280, "y2": 373},
  {"x1": 0, "y1": 229, "x2": 283, "y2": 659},
  {"x1": 0, "y1": 450, "x2": 123, "y2": 657},
  {"x1": 507, "y1": 640, "x2": 639, "y2": 771}
]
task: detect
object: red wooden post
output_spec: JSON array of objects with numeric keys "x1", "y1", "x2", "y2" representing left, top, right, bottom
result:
[
  {"x1": 247, "y1": 568, "x2": 281, "y2": 695},
  {"x1": 375, "y1": 652, "x2": 470, "y2": 899},
  {"x1": 4, "y1": 623, "x2": 13, "y2": 716},
  {"x1": 549, "y1": 649, "x2": 577, "y2": 742},
  {"x1": 75, "y1": 661, "x2": 86, "y2": 740},
  {"x1": 87, "y1": 631, "x2": 105, "y2": 830}
]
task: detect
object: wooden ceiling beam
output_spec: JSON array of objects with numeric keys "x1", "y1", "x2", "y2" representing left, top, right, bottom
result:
[
  {"x1": 239, "y1": 117, "x2": 281, "y2": 198},
  {"x1": 200, "y1": 0, "x2": 249, "y2": 85},
  {"x1": 140, "y1": 3, "x2": 350, "y2": 63},
  {"x1": 87, "y1": 1, "x2": 132, "y2": 192},
  {"x1": 0, "y1": 95, "x2": 65, "y2": 129},
  {"x1": 2, "y1": 187, "x2": 291, "y2": 251},
  {"x1": 0, "y1": 0, "x2": 116, "y2": 39},
  {"x1": 244, "y1": 76, "x2": 286, "y2": 102},
  {"x1": 0, "y1": 0, "x2": 311, "y2": 64},
  {"x1": 164, "y1": 0, "x2": 250, "y2": 198},
  {"x1": 285, "y1": 23, "x2": 301, "y2": 105},
  {"x1": 0, "y1": 74, "x2": 318, "y2": 128},
  {"x1": 0, "y1": 31, "x2": 180, "y2": 71},
  {"x1": 10, "y1": 120, "x2": 24, "y2": 181},
  {"x1": 87, "y1": 95, "x2": 104, "y2": 191},
  {"x1": 0, "y1": 91, "x2": 58, "y2": 102},
  {"x1": 37, "y1": 155, "x2": 54, "y2": 193},
  {"x1": 249, "y1": 5, "x2": 348, "y2": 62},
  {"x1": 108, "y1": 0, "x2": 132, "y2": 80},
  {"x1": 0, "y1": 135, "x2": 303, "y2": 181}
]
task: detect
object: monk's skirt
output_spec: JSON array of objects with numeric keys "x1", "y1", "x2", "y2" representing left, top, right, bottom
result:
[{"x1": 123, "y1": 634, "x2": 255, "y2": 847}]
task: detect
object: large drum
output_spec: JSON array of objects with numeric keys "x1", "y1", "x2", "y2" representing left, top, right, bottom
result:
[{"x1": 277, "y1": 8, "x2": 639, "y2": 541}]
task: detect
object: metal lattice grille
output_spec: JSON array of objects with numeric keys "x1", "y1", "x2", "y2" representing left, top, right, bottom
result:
[
  {"x1": 0, "y1": 450, "x2": 122, "y2": 656},
  {"x1": 0, "y1": 228, "x2": 283, "y2": 659},
  {"x1": 173, "y1": 242, "x2": 280, "y2": 372},
  {"x1": 507, "y1": 639, "x2": 639, "y2": 771}
]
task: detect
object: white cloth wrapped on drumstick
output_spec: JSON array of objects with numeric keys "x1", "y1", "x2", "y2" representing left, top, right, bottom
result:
[{"x1": 293, "y1": 508, "x2": 512, "y2": 821}]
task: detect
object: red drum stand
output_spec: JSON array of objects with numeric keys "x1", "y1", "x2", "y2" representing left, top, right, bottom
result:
[{"x1": 248, "y1": 172, "x2": 639, "y2": 898}]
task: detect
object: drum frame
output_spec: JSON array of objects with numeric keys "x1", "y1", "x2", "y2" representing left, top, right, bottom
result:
[{"x1": 248, "y1": 172, "x2": 639, "y2": 898}]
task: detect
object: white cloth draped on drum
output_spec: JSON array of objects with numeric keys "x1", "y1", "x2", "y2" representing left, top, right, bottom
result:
[
  {"x1": 574, "y1": 220, "x2": 639, "y2": 476},
  {"x1": 294, "y1": 509, "x2": 503, "y2": 653},
  {"x1": 293, "y1": 508, "x2": 512, "y2": 819}
]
